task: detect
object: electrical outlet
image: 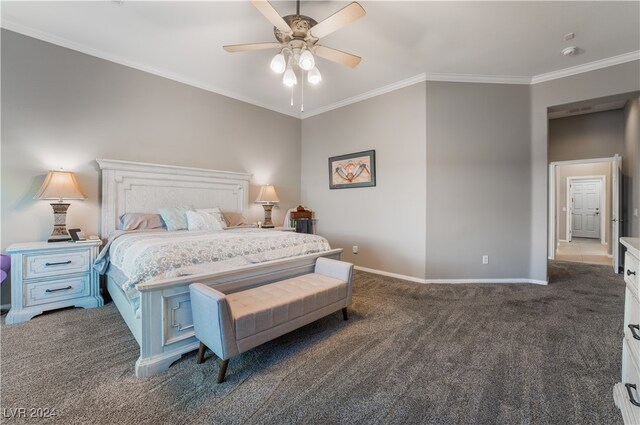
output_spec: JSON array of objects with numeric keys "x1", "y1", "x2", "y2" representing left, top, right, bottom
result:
[
  {"x1": 482, "y1": 255, "x2": 489, "y2": 265},
  {"x1": 352, "y1": 245, "x2": 359, "y2": 254}
]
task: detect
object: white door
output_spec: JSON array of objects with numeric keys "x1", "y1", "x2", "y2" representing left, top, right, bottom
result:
[
  {"x1": 571, "y1": 180, "x2": 601, "y2": 239},
  {"x1": 613, "y1": 154, "x2": 622, "y2": 272}
]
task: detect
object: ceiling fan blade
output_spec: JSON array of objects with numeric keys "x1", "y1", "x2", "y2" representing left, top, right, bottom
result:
[
  {"x1": 310, "y1": 2, "x2": 366, "y2": 39},
  {"x1": 314, "y1": 45, "x2": 361, "y2": 69},
  {"x1": 223, "y1": 42, "x2": 282, "y2": 53},
  {"x1": 250, "y1": 0, "x2": 292, "y2": 35}
]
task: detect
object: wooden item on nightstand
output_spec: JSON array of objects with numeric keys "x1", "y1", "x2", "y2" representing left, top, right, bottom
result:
[
  {"x1": 5, "y1": 240, "x2": 104, "y2": 324},
  {"x1": 290, "y1": 206, "x2": 316, "y2": 234}
]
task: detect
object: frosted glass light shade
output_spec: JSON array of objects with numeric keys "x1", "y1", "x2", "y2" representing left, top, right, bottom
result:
[
  {"x1": 298, "y1": 49, "x2": 315, "y2": 71},
  {"x1": 270, "y1": 53, "x2": 286, "y2": 74},
  {"x1": 308, "y1": 66, "x2": 322, "y2": 85},
  {"x1": 255, "y1": 185, "x2": 280, "y2": 204},
  {"x1": 283, "y1": 68, "x2": 297, "y2": 87},
  {"x1": 35, "y1": 171, "x2": 86, "y2": 201}
]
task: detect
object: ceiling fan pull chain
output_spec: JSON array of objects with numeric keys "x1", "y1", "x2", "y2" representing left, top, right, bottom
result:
[
  {"x1": 301, "y1": 71, "x2": 304, "y2": 112},
  {"x1": 290, "y1": 85, "x2": 294, "y2": 107}
]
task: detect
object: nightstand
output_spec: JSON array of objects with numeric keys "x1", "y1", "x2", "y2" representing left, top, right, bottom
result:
[{"x1": 5, "y1": 240, "x2": 103, "y2": 324}]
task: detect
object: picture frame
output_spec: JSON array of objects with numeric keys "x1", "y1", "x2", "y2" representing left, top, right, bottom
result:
[
  {"x1": 328, "y1": 150, "x2": 376, "y2": 189},
  {"x1": 68, "y1": 228, "x2": 86, "y2": 241}
]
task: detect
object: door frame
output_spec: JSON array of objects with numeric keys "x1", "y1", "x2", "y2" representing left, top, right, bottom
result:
[
  {"x1": 548, "y1": 156, "x2": 616, "y2": 260},
  {"x1": 566, "y1": 175, "x2": 606, "y2": 244}
]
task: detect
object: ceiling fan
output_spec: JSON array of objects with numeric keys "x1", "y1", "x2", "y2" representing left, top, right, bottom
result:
[{"x1": 223, "y1": 0, "x2": 365, "y2": 108}]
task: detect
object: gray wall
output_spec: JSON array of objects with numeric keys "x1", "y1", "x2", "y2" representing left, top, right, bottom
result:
[
  {"x1": 555, "y1": 162, "x2": 612, "y2": 254},
  {"x1": 1, "y1": 30, "x2": 302, "y2": 303},
  {"x1": 301, "y1": 83, "x2": 427, "y2": 279},
  {"x1": 548, "y1": 110, "x2": 625, "y2": 162},
  {"x1": 425, "y1": 81, "x2": 531, "y2": 279},
  {"x1": 624, "y1": 97, "x2": 640, "y2": 237},
  {"x1": 530, "y1": 60, "x2": 640, "y2": 281}
]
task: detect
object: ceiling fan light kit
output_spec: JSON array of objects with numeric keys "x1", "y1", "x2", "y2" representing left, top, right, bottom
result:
[{"x1": 224, "y1": 0, "x2": 365, "y2": 111}]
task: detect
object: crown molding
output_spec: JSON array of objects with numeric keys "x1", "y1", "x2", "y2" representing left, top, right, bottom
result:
[
  {"x1": 301, "y1": 73, "x2": 428, "y2": 118},
  {"x1": 1, "y1": 20, "x2": 302, "y2": 119},
  {"x1": 425, "y1": 72, "x2": 530, "y2": 85},
  {"x1": 531, "y1": 50, "x2": 640, "y2": 84}
]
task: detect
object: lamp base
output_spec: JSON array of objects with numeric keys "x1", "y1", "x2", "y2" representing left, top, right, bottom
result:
[
  {"x1": 261, "y1": 204, "x2": 275, "y2": 228},
  {"x1": 48, "y1": 203, "x2": 72, "y2": 243}
]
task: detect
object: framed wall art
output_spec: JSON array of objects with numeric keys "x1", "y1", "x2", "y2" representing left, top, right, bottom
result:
[{"x1": 328, "y1": 150, "x2": 376, "y2": 189}]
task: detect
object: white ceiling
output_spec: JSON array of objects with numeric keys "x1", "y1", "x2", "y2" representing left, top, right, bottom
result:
[{"x1": 2, "y1": 1, "x2": 639, "y2": 118}]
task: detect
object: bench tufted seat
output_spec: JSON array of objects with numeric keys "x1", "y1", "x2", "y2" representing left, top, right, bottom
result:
[{"x1": 190, "y1": 257, "x2": 353, "y2": 383}]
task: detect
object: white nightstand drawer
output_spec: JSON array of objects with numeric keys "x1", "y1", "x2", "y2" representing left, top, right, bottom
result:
[
  {"x1": 24, "y1": 249, "x2": 90, "y2": 280},
  {"x1": 25, "y1": 275, "x2": 90, "y2": 307},
  {"x1": 626, "y1": 252, "x2": 639, "y2": 291}
]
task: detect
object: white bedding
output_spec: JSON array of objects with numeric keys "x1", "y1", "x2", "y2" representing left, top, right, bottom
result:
[{"x1": 98, "y1": 228, "x2": 332, "y2": 314}]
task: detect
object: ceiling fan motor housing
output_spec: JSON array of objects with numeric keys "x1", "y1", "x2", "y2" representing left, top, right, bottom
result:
[{"x1": 274, "y1": 15, "x2": 318, "y2": 43}]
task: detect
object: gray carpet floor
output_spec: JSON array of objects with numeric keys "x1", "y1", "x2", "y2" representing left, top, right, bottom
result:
[{"x1": 0, "y1": 262, "x2": 626, "y2": 424}]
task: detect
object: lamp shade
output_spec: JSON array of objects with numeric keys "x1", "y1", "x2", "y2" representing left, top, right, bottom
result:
[
  {"x1": 255, "y1": 185, "x2": 280, "y2": 204},
  {"x1": 35, "y1": 170, "x2": 86, "y2": 201}
]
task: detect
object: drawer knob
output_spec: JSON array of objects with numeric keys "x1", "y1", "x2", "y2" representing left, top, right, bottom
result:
[
  {"x1": 629, "y1": 324, "x2": 640, "y2": 341},
  {"x1": 45, "y1": 286, "x2": 72, "y2": 293},
  {"x1": 45, "y1": 260, "x2": 72, "y2": 267},
  {"x1": 626, "y1": 383, "x2": 640, "y2": 407},
  {"x1": 628, "y1": 270, "x2": 637, "y2": 276}
]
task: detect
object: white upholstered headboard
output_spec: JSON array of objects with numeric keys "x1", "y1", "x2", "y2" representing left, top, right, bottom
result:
[{"x1": 96, "y1": 159, "x2": 251, "y2": 238}]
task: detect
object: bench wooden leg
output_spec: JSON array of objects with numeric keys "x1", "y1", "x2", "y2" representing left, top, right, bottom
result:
[
  {"x1": 217, "y1": 359, "x2": 230, "y2": 384},
  {"x1": 197, "y1": 342, "x2": 206, "y2": 364},
  {"x1": 342, "y1": 307, "x2": 349, "y2": 321}
]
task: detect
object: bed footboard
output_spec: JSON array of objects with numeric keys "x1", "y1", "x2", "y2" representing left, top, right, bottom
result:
[{"x1": 124, "y1": 249, "x2": 342, "y2": 378}]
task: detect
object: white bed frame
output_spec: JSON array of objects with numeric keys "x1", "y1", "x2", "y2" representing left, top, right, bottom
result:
[{"x1": 96, "y1": 159, "x2": 342, "y2": 377}]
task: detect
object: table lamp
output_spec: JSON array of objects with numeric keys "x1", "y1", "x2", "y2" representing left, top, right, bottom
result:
[
  {"x1": 35, "y1": 170, "x2": 86, "y2": 242},
  {"x1": 255, "y1": 184, "x2": 279, "y2": 228}
]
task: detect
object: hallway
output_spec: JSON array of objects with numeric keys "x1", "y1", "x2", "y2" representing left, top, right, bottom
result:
[{"x1": 556, "y1": 237, "x2": 612, "y2": 266}]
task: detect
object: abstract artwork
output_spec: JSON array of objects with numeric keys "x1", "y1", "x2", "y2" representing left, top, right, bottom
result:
[{"x1": 328, "y1": 150, "x2": 376, "y2": 189}]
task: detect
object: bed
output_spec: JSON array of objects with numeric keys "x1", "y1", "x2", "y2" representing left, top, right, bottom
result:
[{"x1": 96, "y1": 159, "x2": 342, "y2": 377}]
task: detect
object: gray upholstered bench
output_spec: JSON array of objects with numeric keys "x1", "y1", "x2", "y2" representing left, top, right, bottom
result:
[{"x1": 190, "y1": 257, "x2": 354, "y2": 383}]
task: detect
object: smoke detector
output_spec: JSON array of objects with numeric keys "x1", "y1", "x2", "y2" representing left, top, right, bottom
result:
[{"x1": 562, "y1": 46, "x2": 578, "y2": 56}]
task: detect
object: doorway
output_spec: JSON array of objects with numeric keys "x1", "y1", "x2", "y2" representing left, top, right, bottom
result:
[{"x1": 548, "y1": 157, "x2": 619, "y2": 268}]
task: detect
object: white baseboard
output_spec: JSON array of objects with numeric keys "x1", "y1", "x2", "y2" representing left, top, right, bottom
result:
[
  {"x1": 558, "y1": 239, "x2": 568, "y2": 243},
  {"x1": 354, "y1": 266, "x2": 548, "y2": 286},
  {"x1": 354, "y1": 266, "x2": 428, "y2": 284}
]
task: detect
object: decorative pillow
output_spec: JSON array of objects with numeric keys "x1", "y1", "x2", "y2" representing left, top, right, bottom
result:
[
  {"x1": 196, "y1": 207, "x2": 227, "y2": 228},
  {"x1": 157, "y1": 205, "x2": 194, "y2": 231},
  {"x1": 119, "y1": 213, "x2": 164, "y2": 231},
  {"x1": 186, "y1": 210, "x2": 224, "y2": 231},
  {"x1": 223, "y1": 212, "x2": 248, "y2": 227}
]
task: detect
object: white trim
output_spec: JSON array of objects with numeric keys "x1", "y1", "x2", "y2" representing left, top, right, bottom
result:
[
  {"x1": 549, "y1": 163, "x2": 557, "y2": 259},
  {"x1": 301, "y1": 73, "x2": 428, "y2": 118},
  {"x1": 4, "y1": 18, "x2": 638, "y2": 120},
  {"x1": 354, "y1": 266, "x2": 428, "y2": 284},
  {"x1": 566, "y1": 175, "x2": 606, "y2": 244},
  {"x1": 531, "y1": 51, "x2": 640, "y2": 84},
  {"x1": 0, "y1": 20, "x2": 301, "y2": 119},
  {"x1": 424, "y1": 72, "x2": 530, "y2": 85},
  {"x1": 354, "y1": 266, "x2": 548, "y2": 286},
  {"x1": 558, "y1": 239, "x2": 568, "y2": 243},
  {"x1": 424, "y1": 278, "x2": 548, "y2": 286}
]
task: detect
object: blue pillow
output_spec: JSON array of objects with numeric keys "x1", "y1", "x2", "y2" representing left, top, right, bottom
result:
[{"x1": 157, "y1": 205, "x2": 194, "y2": 231}]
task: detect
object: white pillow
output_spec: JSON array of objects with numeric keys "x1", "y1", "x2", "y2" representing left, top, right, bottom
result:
[
  {"x1": 186, "y1": 210, "x2": 224, "y2": 231},
  {"x1": 196, "y1": 207, "x2": 227, "y2": 228}
]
